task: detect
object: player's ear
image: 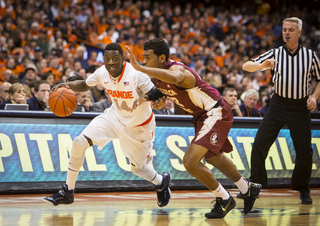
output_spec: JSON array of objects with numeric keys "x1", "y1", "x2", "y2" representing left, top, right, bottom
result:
[{"x1": 159, "y1": 54, "x2": 166, "y2": 64}]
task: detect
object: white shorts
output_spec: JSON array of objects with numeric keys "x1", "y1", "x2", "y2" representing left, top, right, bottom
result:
[{"x1": 81, "y1": 108, "x2": 155, "y2": 167}]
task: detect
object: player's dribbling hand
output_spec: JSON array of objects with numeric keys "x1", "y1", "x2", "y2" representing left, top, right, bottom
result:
[
  {"x1": 131, "y1": 96, "x2": 148, "y2": 112},
  {"x1": 51, "y1": 83, "x2": 69, "y2": 92}
]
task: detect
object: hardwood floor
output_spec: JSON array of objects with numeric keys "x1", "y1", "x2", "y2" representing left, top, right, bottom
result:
[{"x1": 0, "y1": 188, "x2": 319, "y2": 226}]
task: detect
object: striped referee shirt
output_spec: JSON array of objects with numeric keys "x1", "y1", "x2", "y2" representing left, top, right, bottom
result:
[{"x1": 252, "y1": 45, "x2": 320, "y2": 99}]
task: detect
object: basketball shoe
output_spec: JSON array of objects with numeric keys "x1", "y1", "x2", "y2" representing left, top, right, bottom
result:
[
  {"x1": 242, "y1": 182, "x2": 262, "y2": 214},
  {"x1": 205, "y1": 194, "x2": 236, "y2": 219},
  {"x1": 154, "y1": 172, "x2": 171, "y2": 207},
  {"x1": 43, "y1": 184, "x2": 74, "y2": 206}
]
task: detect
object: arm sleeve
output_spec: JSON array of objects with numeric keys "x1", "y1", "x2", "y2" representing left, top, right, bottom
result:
[
  {"x1": 312, "y1": 51, "x2": 320, "y2": 81},
  {"x1": 86, "y1": 67, "x2": 102, "y2": 87},
  {"x1": 137, "y1": 72, "x2": 155, "y2": 94},
  {"x1": 252, "y1": 49, "x2": 274, "y2": 64},
  {"x1": 146, "y1": 87, "x2": 165, "y2": 101}
]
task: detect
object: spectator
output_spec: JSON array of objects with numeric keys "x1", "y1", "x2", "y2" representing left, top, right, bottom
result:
[
  {"x1": 0, "y1": 81, "x2": 12, "y2": 103},
  {"x1": 92, "y1": 92, "x2": 112, "y2": 112},
  {"x1": 74, "y1": 45, "x2": 90, "y2": 71},
  {"x1": 239, "y1": 89, "x2": 261, "y2": 117},
  {"x1": 252, "y1": 71, "x2": 264, "y2": 91},
  {"x1": 76, "y1": 91, "x2": 93, "y2": 112},
  {"x1": 153, "y1": 98, "x2": 175, "y2": 115},
  {"x1": 21, "y1": 67, "x2": 37, "y2": 86},
  {"x1": 1, "y1": 69, "x2": 12, "y2": 83},
  {"x1": 41, "y1": 71, "x2": 55, "y2": 88},
  {"x1": 0, "y1": 83, "x2": 27, "y2": 109},
  {"x1": 87, "y1": 50, "x2": 103, "y2": 67},
  {"x1": 64, "y1": 35, "x2": 79, "y2": 55},
  {"x1": 223, "y1": 87, "x2": 242, "y2": 117},
  {"x1": 33, "y1": 46, "x2": 43, "y2": 65},
  {"x1": 27, "y1": 80, "x2": 50, "y2": 111}
]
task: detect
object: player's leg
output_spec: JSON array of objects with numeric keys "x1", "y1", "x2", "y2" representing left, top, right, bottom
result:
[
  {"x1": 183, "y1": 143, "x2": 236, "y2": 218},
  {"x1": 186, "y1": 108, "x2": 236, "y2": 218},
  {"x1": 43, "y1": 134, "x2": 90, "y2": 206},
  {"x1": 119, "y1": 118, "x2": 171, "y2": 207},
  {"x1": 205, "y1": 151, "x2": 261, "y2": 214},
  {"x1": 44, "y1": 112, "x2": 116, "y2": 206}
]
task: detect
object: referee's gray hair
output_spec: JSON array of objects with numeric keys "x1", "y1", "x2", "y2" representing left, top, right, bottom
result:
[{"x1": 283, "y1": 17, "x2": 302, "y2": 31}]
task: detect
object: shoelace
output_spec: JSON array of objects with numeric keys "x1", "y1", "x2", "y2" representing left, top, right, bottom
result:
[{"x1": 210, "y1": 198, "x2": 223, "y2": 211}]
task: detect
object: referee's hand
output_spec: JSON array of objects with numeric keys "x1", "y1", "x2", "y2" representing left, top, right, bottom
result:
[
  {"x1": 307, "y1": 97, "x2": 317, "y2": 111},
  {"x1": 261, "y1": 59, "x2": 278, "y2": 70}
]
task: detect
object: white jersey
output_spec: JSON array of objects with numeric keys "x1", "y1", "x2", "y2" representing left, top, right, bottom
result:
[{"x1": 86, "y1": 62, "x2": 154, "y2": 127}]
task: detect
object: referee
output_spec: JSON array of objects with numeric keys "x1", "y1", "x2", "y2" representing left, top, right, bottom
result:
[{"x1": 242, "y1": 17, "x2": 320, "y2": 204}]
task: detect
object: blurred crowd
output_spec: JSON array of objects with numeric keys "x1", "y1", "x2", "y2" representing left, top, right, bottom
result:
[{"x1": 0, "y1": 0, "x2": 319, "y2": 114}]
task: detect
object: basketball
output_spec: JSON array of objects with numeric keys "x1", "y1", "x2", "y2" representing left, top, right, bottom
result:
[{"x1": 49, "y1": 87, "x2": 78, "y2": 117}]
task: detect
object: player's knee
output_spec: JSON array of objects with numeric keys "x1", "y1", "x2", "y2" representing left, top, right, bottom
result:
[
  {"x1": 183, "y1": 156, "x2": 197, "y2": 175},
  {"x1": 71, "y1": 134, "x2": 90, "y2": 158}
]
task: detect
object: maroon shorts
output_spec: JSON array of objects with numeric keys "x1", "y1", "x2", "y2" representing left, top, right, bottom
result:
[{"x1": 191, "y1": 99, "x2": 234, "y2": 159}]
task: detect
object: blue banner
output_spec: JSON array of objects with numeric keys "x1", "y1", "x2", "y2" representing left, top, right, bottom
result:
[{"x1": 0, "y1": 124, "x2": 320, "y2": 182}]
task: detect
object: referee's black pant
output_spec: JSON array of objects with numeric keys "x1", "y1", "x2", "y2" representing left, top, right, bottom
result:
[{"x1": 250, "y1": 93, "x2": 313, "y2": 193}]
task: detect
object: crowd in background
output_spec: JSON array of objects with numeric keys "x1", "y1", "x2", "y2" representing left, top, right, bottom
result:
[{"x1": 0, "y1": 0, "x2": 319, "y2": 114}]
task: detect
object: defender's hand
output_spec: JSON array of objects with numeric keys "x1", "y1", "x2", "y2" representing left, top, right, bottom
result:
[{"x1": 152, "y1": 96, "x2": 166, "y2": 110}]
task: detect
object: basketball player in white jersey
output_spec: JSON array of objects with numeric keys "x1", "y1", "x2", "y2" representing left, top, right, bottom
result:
[{"x1": 44, "y1": 43, "x2": 171, "y2": 207}]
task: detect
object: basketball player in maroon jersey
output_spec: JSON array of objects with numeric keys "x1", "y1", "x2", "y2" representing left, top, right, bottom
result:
[{"x1": 126, "y1": 39, "x2": 261, "y2": 219}]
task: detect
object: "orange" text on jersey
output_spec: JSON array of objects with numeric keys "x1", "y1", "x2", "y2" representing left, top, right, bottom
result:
[{"x1": 106, "y1": 89, "x2": 134, "y2": 99}]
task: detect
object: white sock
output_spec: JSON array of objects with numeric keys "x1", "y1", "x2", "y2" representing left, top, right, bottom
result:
[
  {"x1": 212, "y1": 183, "x2": 230, "y2": 200},
  {"x1": 234, "y1": 176, "x2": 248, "y2": 194},
  {"x1": 66, "y1": 169, "x2": 79, "y2": 190},
  {"x1": 151, "y1": 174, "x2": 163, "y2": 186}
]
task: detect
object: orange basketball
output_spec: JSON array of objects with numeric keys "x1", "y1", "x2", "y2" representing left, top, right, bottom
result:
[{"x1": 49, "y1": 87, "x2": 78, "y2": 117}]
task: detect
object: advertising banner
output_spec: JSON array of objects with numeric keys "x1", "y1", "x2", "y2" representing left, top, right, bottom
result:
[{"x1": 1, "y1": 123, "x2": 320, "y2": 184}]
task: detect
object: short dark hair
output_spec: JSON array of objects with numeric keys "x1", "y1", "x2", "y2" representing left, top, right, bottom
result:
[
  {"x1": 222, "y1": 87, "x2": 236, "y2": 96},
  {"x1": 41, "y1": 71, "x2": 54, "y2": 81},
  {"x1": 144, "y1": 38, "x2": 169, "y2": 61},
  {"x1": 34, "y1": 80, "x2": 49, "y2": 92},
  {"x1": 105, "y1": 43, "x2": 123, "y2": 56}
]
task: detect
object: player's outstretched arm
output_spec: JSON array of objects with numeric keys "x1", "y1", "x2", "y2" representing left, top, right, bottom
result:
[
  {"x1": 125, "y1": 45, "x2": 195, "y2": 88},
  {"x1": 52, "y1": 81, "x2": 92, "y2": 93}
]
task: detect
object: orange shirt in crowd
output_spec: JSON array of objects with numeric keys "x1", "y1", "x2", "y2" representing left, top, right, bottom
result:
[
  {"x1": 132, "y1": 45, "x2": 144, "y2": 63},
  {"x1": 97, "y1": 23, "x2": 109, "y2": 35},
  {"x1": 41, "y1": 67, "x2": 62, "y2": 83},
  {"x1": 119, "y1": 43, "x2": 133, "y2": 56},
  {"x1": 0, "y1": 65, "x2": 24, "y2": 81},
  {"x1": 0, "y1": 59, "x2": 7, "y2": 69},
  {"x1": 214, "y1": 55, "x2": 226, "y2": 68},
  {"x1": 63, "y1": 43, "x2": 79, "y2": 55},
  {"x1": 98, "y1": 35, "x2": 112, "y2": 46}
]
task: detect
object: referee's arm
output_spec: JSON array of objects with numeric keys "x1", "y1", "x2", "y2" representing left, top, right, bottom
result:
[{"x1": 242, "y1": 59, "x2": 278, "y2": 72}]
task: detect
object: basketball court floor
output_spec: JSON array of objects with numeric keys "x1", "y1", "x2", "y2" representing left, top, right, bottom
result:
[{"x1": 0, "y1": 188, "x2": 319, "y2": 226}]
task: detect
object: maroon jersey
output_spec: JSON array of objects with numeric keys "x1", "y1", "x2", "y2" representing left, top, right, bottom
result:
[
  {"x1": 154, "y1": 60, "x2": 224, "y2": 117},
  {"x1": 154, "y1": 60, "x2": 234, "y2": 157}
]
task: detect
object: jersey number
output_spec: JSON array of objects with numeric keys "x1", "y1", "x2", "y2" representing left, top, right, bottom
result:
[{"x1": 113, "y1": 99, "x2": 131, "y2": 112}]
